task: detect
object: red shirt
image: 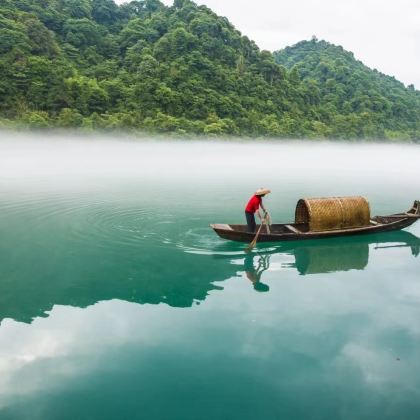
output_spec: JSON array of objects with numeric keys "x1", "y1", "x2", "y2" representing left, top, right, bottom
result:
[{"x1": 245, "y1": 195, "x2": 262, "y2": 213}]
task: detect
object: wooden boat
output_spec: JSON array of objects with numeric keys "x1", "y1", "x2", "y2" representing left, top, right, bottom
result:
[{"x1": 211, "y1": 197, "x2": 420, "y2": 243}]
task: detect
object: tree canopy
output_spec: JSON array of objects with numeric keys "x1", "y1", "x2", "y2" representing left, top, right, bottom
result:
[
  {"x1": 0, "y1": 0, "x2": 418, "y2": 140},
  {"x1": 274, "y1": 39, "x2": 420, "y2": 140}
]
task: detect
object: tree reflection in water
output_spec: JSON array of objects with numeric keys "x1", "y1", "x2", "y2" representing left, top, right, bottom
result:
[{"x1": 1, "y1": 230, "x2": 419, "y2": 323}]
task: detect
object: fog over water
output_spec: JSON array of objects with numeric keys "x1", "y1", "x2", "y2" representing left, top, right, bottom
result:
[
  {"x1": 1, "y1": 131, "x2": 419, "y2": 209},
  {"x1": 0, "y1": 131, "x2": 420, "y2": 420}
]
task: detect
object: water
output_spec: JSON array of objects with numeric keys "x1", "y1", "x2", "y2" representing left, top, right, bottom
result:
[{"x1": 0, "y1": 133, "x2": 419, "y2": 420}]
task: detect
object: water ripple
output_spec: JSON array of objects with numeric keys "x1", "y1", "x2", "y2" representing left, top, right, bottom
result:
[{"x1": 0, "y1": 196, "x2": 286, "y2": 256}]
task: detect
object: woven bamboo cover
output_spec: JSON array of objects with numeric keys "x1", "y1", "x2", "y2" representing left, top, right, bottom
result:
[{"x1": 295, "y1": 196, "x2": 371, "y2": 232}]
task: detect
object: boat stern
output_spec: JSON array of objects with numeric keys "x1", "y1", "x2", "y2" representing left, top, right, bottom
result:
[
  {"x1": 210, "y1": 224, "x2": 233, "y2": 231},
  {"x1": 210, "y1": 224, "x2": 254, "y2": 242}
]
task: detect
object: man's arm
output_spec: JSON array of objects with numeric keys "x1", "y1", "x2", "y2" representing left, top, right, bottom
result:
[{"x1": 260, "y1": 203, "x2": 267, "y2": 215}]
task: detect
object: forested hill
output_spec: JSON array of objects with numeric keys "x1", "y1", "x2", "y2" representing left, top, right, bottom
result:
[
  {"x1": 274, "y1": 39, "x2": 420, "y2": 140},
  {"x1": 0, "y1": 1, "x2": 418, "y2": 140}
]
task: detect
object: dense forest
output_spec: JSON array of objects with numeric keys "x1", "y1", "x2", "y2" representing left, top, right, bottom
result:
[
  {"x1": 0, "y1": 0, "x2": 419, "y2": 139},
  {"x1": 274, "y1": 39, "x2": 420, "y2": 140}
]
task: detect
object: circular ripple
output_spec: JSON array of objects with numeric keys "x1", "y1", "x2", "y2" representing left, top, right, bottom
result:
[{"x1": 0, "y1": 194, "x2": 290, "y2": 257}]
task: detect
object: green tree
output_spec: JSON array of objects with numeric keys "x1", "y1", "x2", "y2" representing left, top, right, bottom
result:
[
  {"x1": 60, "y1": 0, "x2": 92, "y2": 19},
  {"x1": 0, "y1": 0, "x2": 418, "y2": 139}
]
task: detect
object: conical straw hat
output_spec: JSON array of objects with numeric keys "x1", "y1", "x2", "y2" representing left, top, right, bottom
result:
[{"x1": 255, "y1": 188, "x2": 271, "y2": 196}]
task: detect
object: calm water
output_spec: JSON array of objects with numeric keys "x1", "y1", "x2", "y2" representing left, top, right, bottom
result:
[{"x1": 0, "y1": 134, "x2": 419, "y2": 420}]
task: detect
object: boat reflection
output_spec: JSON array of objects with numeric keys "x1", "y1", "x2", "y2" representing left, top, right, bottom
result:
[
  {"x1": 238, "y1": 230, "x2": 420, "y2": 288},
  {"x1": 294, "y1": 240, "x2": 369, "y2": 275},
  {"x1": 374, "y1": 242, "x2": 419, "y2": 257},
  {"x1": 293, "y1": 230, "x2": 420, "y2": 275}
]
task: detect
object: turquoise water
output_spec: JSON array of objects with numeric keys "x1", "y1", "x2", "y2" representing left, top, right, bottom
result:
[{"x1": 0, "y1": 135, "x2": 419, "y2": 419}]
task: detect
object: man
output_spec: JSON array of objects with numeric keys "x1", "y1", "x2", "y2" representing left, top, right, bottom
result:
[{"x1": 245, "y1": 188, "x2": 271, "y2": 233}]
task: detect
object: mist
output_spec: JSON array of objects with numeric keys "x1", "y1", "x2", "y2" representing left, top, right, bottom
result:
[{"x1": 0, "y1": 131, "x2": 419, "y2": 218}]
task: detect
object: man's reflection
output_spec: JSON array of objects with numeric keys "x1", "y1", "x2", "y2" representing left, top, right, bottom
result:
[{"x1": 244, "y1": 253, "x2": 271, "y2": 292}]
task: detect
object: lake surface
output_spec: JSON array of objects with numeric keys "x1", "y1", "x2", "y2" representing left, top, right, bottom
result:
[{"x1": 0, "y1": 133, "x2": 419, "y2": 420}]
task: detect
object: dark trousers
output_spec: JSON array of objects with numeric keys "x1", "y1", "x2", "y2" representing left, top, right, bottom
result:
[{"x1": 245, "y1": 211, "x2": 256, "y2": 233}]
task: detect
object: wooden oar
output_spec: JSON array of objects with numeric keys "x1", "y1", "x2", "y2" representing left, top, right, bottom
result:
[
  {"x1": 246, "y1": 214, "x2": 269, "y2": 252},
  {"x1": 246, "y1": 223, "x2": 264, "y2": 252}
]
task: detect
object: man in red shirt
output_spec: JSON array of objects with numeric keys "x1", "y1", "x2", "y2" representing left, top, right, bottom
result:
[{"x1": 245, "y1": 188, "x2": 271, "y2": 232}]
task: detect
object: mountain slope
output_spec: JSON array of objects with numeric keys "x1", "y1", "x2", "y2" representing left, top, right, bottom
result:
[{"x1": 274, "y1": 39, "x2": 420, "y2": 139}]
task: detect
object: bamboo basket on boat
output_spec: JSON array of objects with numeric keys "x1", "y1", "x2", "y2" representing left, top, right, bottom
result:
[{"x1": 295, "y1": 196, "x2": 371, "y2": 232}]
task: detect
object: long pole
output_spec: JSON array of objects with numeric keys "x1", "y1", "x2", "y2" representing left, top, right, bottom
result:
[{"x1": 246, "y1": 214, "x2": 268, "y2": 252}]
